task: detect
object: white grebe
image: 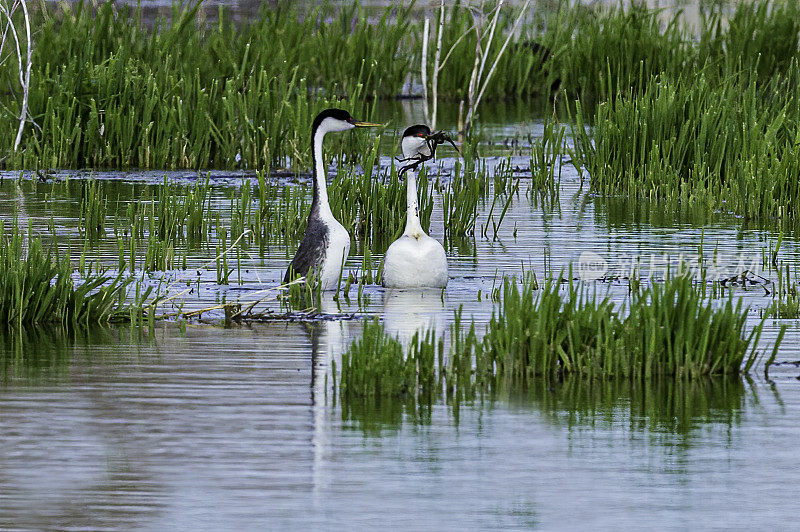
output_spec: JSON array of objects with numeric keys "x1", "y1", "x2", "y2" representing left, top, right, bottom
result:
[
  {"x1": 382, "y1": 125, "x2": 448, "y2": 289},
  {"x1": 284, "y1": 108, "x2": 379, "y2": 290}
]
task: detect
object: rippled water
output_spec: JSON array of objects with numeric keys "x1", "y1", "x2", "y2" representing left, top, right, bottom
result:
[
  {"x1": 1, "y1": 103, "x2": 800, "y2": 528},
  {"x1": 1, "y1": 324, "x2": 798, "y2": 529}
]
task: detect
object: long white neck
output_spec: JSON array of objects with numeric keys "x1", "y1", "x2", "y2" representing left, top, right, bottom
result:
[
  {"x1": 312, "y1": 127, "x2": 334, "y2": 221},
  {"x1": 404, "y1": 169, "x2": 424, "y2": 238}
]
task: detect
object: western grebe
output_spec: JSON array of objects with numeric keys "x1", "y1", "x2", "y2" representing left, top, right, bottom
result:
[
  {"x1": 284, "y1": 108, "x2": 380, "y2": 290},
  {"x1": 382, "y1": 125, "x2": 449, "y2": 289}
]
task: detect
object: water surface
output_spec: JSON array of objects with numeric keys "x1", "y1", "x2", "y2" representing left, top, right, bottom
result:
[{"x1": 1, "y1": 101, "x2": 799, "y2": 529}]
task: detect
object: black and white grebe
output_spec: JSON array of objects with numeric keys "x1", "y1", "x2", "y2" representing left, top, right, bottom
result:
[
  {"x1": 382, "y1": 125, "x2": 449, "y2": 289},
  {"x1": 284, "y1": 108, "x2": 380, "y2": 290}
]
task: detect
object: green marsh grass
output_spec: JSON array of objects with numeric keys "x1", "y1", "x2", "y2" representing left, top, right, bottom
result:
[
  {"x1": 575, "y1": 68, "x2": 800, "y2": 224},
  {"x1": 529, "y1": 116, "x2": 565, "y2": 205},
  {"x1": 482, "y1": 272, "x2": 772, "y2": 380},
  {"x1": 3, "y1": 1, "x2": 800, "y2": 171},
  {"x1": 697, "y1": 2, "x2": 800, "y2": 87},
  {"x1": 339, "y1": 270, "x2": 780, "y2": 407},
  {"x1": 0, "y1": 221, "x2": 132, "y2": 327},
  {"x1": 79, "y1": 179, "x2": 107, "y2": 240},
  {"x1": 0, "y1": 1, "x2": 394, "y2": 170},
  {"x1": 443, "y1": 160, "x2": 489, "y2": 242}
]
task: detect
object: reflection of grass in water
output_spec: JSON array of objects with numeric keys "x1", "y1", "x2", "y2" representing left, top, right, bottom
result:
[
  {"x1": 0, "y1": 325, "x2": 122, "y2": 384},
  {"x1": 339, "y1": 326, "x2": 751, "y2": 437},
  {"x1": 591, "y1": 193, "x2": 717, "y2": 230},
  {"x1": 340, "y1": 395, "x2": 432, "y2": 435},
  {"x1": 338, "y1": 270, "x2": 782, "y2": 429},
  {"x1": 338, "y1": 320, "x2": 439, "y2": 402},
  {"x1": 504, "y1": 375, "x2": 746, "y2": 439},
  {"x1": 336, "y1": 320, "x2": 439, "y2": 433}
]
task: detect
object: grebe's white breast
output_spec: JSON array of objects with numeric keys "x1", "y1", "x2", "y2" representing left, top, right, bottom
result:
[
  {"x1": 318, "y1": 216, "x2": 351, "y2": 291},
  {"x1": 383, "y1": 232, "x2": 448, "y2": 288}
]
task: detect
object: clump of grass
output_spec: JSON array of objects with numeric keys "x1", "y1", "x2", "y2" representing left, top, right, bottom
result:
[
  {"x1": 483, "y1": 272, "x2": 768, "y2": 380},
  {"x1": 427, "y1": 2, "x2": 687, "y2": 106},
  {"x1": 764, "y1": 263, "x2": 800, "y2": 319},
  {"x1": 529, "y1": 115, "x2": 564, "y2": 204},
  {"x1": 482, "y1": 274, "x2": 619, "y2": 382},
  {"x1": 79, "y1": 179, "x2": 107, "y2": 240},
  {"x1": 0, "y1": 221, "x2": 132, "y2": 327},
  {"x1": 574, "y1": 69, "x2": 800, "y2": 224},
  {"x1": 339, "y1": 269, "x2": 779, "y2": 407},
  {"x1": 552, "y1": 2, "x2": 689, "y2": 106},
  {"x1": 281, "y1": 275, "x2": 322, "y2": 312},
  {"x1": 622, "y1": 273, "x2": 765, "y2": 378},
  {"x1": 443, "y1": 160, "x2": 489, "y2": 242},
  {"x1": 698, "y1": 2, "x2": 800, "y2": 87},
  {"x1": 5, "y1": 1, "x2": 800, "y2": 172},
  {"x1": 1, "y1": 1, "x2": 391, "y2": 170}
]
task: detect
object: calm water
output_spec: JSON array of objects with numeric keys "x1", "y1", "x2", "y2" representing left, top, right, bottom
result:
[{"x1": 1, "y1": 102, "x2": 800, "y2": 529}]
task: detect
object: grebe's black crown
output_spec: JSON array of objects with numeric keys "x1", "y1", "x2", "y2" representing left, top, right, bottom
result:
[
  {"x1": 312, "y1": 108, "x2": 354, "y2": 132},
  {"x1": 402, "y1": 124, "x2": 432, "y2": 138}
]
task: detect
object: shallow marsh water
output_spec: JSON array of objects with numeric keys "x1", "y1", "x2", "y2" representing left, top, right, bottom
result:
[{"x1": 1, "y1": 106, "x2": 800, "y2": 528}]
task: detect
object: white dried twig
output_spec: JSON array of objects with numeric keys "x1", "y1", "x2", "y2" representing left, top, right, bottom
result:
[
  {"x1": 14, "y1": 0, "x2": 31, "y2": 152},
  {"x1": 431, "y1": 0, "x2": 445, "y2": 130},
  {"x1": 421, "y1": 15, "x2": 430, "y2": 124},
  {"x1": 465, "y1": 0, "x2": 532, "y2": 130},
  {"x1": 0, "y1": 0, "x2": 32, "y2": 152},
  {"x1": 464, "y1": 1, "x2": 483, "y2": 122}
]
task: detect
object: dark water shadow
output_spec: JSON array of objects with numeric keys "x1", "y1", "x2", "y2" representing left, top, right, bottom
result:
[
  {"x1": 338, "y1": 374, "x2": 756, "y2": 444},
  {"x1": 0, "y1": 324, "x2": 148, "y2": 385},
  {"x1": 503, "y1": 375, "x2": 748, "y2": 442},
  {"x1": 591, "y1": 194, "x2": 719, "y2": 230}
]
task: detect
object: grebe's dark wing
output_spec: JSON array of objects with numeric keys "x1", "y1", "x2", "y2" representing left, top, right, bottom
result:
[{"x1": 284, "y1": 217, "x2": 329, "y2": 283}]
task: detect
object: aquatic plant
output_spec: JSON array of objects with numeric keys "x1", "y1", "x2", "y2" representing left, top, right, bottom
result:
[
  {"x1": 529, "y1": 115, "x2": 564, "y2": 204},
  {"x1": 338, "y1": 319, "x2": 438, "y2": 401},
  {"x1": 574, "y1": 68, "x2": 800, "y2": 224},
  {"x1": 1, "y1": 0, "x2": 797, "y2": 173},
  {"x1": 0, "y1": 1, "x2": 393, "y2": 170},
  {"x1": 338, "y1": 270, "x2": 780, "y2": 406},
  {"x1": 0, "y1": 222, "x2": 131, "y2": 327},
  {"x1": 443, "y1": 160, "x2": 489, "y2": 242},
  {"x1": 79, "y1": 179, "x2": 107, "y2": 240},
  {"x1": 698, "y1": 2, "x2": 800, "y2": 87},
  {"x1": 484, "y1": 272, "x2": 768, "y2": 379}
]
